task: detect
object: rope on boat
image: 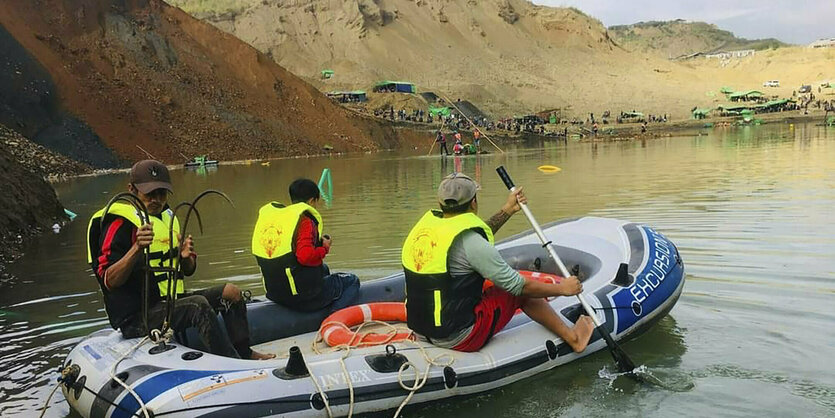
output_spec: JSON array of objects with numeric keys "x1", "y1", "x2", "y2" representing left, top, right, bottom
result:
[
  {"x1": 309, "y1": 318, "x2": 454, "y2": 418},
  {"x1": 109, "y1": 337, "x2": 152, "y2": 418},
  {"x1": 37, "y1": 382, "x2": 61, "y2": 418}
]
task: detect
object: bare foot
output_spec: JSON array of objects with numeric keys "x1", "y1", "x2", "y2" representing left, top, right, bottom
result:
[
  {"x1": 568, "y1": 315, "x2": 594, "y2": 353},
  {"x1": 250, "y1": 350, "x2": 276, "y2": 360}
]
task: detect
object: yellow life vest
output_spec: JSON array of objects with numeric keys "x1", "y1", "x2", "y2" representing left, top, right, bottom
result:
[
  {"x1": 401, "y1": 210, "x2": 494, "y2": 339},
  {"x1": 251, "y1": 202, "x2": 326, "y2": 304},
  {"x1": 86, "y1": 202, "x2": 183, "y2": 296}
]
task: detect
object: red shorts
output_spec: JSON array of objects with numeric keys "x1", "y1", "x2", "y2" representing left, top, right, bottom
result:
[{"x1": 452, "y1": 287, "x2": 525, "y2": 352}]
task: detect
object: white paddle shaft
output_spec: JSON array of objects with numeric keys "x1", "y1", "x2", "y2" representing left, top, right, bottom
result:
[{"x1": 511, "y1": 186, "x2": 603, "y2": 328}]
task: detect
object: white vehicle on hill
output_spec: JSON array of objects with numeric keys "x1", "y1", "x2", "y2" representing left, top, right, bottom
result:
[{"x1": 763, "y1": 80, "x2": 780, "y2": 87}]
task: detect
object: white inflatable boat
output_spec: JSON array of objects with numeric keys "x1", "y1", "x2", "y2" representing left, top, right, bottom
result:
[{"x1": 61, "y1": 217, "x2": 685, "y2": 417}]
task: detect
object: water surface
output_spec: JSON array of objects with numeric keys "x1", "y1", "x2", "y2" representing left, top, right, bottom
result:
[{"x1": 2, "y1": 123, "x2": 834, "y2": 416}]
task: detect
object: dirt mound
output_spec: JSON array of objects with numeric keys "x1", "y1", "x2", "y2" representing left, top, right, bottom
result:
[
  {"x1": 0, "y1": 125, "x2": 68, "y2": 277},
  {"x1": 0, "y1": 0, "x2": 420, "y2": 166}
]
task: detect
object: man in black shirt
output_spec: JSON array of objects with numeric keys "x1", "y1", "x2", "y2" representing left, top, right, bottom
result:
[{"x1": 87, "y1": 160, "x2": 273, "y2": 359}]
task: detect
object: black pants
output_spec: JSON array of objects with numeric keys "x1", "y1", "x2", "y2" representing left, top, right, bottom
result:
[
  {"x1": 121, "y1": 285, "x2": 252, "y2": 359},
  {"x1": 439, "y1": 142, "x2": 449, "y2": 155}
]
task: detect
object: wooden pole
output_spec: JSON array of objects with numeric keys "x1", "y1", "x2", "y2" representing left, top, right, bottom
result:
[
  {"x1": 136, "y1": 145, "x2": 157, "y2": 161},
  {"x1": 439, "y1": 94, "x2": 505, "y2": 154}
]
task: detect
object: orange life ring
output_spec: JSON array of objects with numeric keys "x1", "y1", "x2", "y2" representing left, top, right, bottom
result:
[{"x1": 320, "y1": 302, "x2": 413, "y2": 347}]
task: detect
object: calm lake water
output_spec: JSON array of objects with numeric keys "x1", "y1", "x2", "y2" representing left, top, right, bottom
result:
[{"x1": 2, "y1": 123, "x2": 834, "y2": 417}]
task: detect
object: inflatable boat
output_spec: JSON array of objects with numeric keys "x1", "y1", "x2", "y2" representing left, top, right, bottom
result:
[{"x1": 61, "y1": 217, "x2": 685, "y2": 417}]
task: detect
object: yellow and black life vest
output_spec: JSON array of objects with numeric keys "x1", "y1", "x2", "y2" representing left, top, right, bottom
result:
[
  {"x1": 86, "y1": 202, "x2": 183, "y2": 297},
  {"x1": 252, "y1": 202, "x2": 326, "y2": 305},
  {"x1": 401, "y1": 210, "x2": 494, "y2": 339}
]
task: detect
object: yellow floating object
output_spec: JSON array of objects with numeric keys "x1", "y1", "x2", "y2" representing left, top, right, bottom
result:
[
  {"x1": 261, "y1": 161, "x2": 271, "y2": 166},
  {"x1": 537, "y1": 165, "x2": 561, "y2": 173}
]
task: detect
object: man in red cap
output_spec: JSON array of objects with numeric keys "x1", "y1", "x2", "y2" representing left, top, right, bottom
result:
[{"x1": 86, "y1": 160, "x2": 273, "y2": 359}]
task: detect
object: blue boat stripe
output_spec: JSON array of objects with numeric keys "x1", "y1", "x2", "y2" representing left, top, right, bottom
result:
[{"x1": 112, "y1": 370, "x2": 226, "y2": 418}]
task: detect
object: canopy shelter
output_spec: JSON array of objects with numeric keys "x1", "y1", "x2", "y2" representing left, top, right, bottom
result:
[
  {"x1": 321, "y1": 69, "x2": 334, "y2": 79},
  {"x1": 692, "y1": 108, "x2": 712, "y2": 119},
  {"x1": 729, "y1": 90, "x2": 764, "y2": 102},
  {"x1": 755, "y1": 98, "x2": 793, "y2": 110},
  {"x1": 720, "y1": 86, "x2": 734, "y2": 94},
  {"x1": 373, "y1": 81, "x2": 416, "y2": 93},
  {"x1": 716, "y1": 104, "x2": 753, "y2": 116}
]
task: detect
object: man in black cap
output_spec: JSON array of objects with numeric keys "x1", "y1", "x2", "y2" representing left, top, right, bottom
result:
[
  {"x1": 401, "y1": 173, "x2": 593, "y2": 352},
  {"x1": 86, "y1": 160, "x2": 273, "y2": 359}
]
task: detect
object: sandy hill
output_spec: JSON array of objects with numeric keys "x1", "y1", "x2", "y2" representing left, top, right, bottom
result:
[
  {"x1": 0, "y1": 0, "x2": 420, "y2": 167},
  {"x1": 167, "y1": 0, "x2": 831, "y2": 120},
  {"x1": 167, "y1": 0, "x2": 707, "y2": 117},
  {"x1": 609, "y1": 20, "x2": 788, "y2": 59}
]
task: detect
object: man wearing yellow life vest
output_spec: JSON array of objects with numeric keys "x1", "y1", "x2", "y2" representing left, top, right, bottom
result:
[
  {"x1": 252, "y1": 178, "x2": 360, "y2": 312},
  {"x1": 402, "y1": 173, "x2": 594, "y2": 352},
  {"x1": 87, "y1": 160, "x2": 273, "y2": 359}
]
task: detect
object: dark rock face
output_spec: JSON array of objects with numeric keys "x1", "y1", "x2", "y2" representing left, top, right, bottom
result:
[{"x1": 0, "y1": 25, "x2": 122, "y2": 168}]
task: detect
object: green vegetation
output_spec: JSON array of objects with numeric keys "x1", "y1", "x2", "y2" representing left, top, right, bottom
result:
[{"x1": 608, "y1": 20, "x2": 789, "y2": 58}]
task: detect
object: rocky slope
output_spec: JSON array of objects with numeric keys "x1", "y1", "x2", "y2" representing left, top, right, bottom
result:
[
  {"x1": 0, "y1": 0, "x2": 420, "y2": 166},
  {"x1": 609, "y1": 20, "x2": 788, "y2": 59},
  {"x1": 1, "y1": 125, "x2": 92, "y2": 179}
]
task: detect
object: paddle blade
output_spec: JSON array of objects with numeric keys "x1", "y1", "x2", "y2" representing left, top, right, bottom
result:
[{"x1": 598, "y1": 325, "x2": 640, "y2": 378}]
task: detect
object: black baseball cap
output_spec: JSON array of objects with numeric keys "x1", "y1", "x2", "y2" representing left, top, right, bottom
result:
[{"x1": 130, "y1": 160, "x2": 173, "y2": 194}]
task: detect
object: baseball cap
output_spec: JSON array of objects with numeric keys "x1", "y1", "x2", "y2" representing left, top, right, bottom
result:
[
  {"x1": 438, "y1": 172, "x2": 479, "y2": 207},
  {"x1": 130, "y1": 160, "x2": 173, "y2": 194}
]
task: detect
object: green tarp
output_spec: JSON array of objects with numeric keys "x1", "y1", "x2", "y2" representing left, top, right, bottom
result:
[
  {"x1": 428, "y1": 106, "x2": 451, "y2": 117},
  {"x1": 321, "y1": 70, "x2": 334, "y2": 79},
  {"x1": 718, "y1": 104, "x2": 750, "y2": 111},
  {"x1": 720, "y1": 87, "x2": 734, "y2": 94},
  {"x1": 622, "y1": 111, "x2": 644, "y2": 118}
]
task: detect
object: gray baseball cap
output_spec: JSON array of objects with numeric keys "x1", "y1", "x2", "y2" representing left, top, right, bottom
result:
[{"x1": 438, "y1": 172, "x2": 480, "y2": 207}]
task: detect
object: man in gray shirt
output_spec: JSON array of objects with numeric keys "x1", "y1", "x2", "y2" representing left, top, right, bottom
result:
[{"x1": 402, "y1": 173, "x2": 593, "y2": 352}]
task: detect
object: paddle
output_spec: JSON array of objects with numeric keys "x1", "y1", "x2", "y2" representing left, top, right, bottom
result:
[{"x1": 495, "y1": 166, "x2": 639, "y2": 376}]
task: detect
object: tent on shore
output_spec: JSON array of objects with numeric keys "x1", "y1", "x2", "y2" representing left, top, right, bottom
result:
[
  {"x1": 729, "y1": 90, "x2": 764, "y2": 102},
  {"x1": 373, "y1": 81, "x2": 416, "y2": 93},
  {"x1": 428, "y1": 106, "x2": 451, "y2": 117},
  {"x1": 321, "y1": 69, "x2": 334, "y2": 79},
  {"x1": 720, "y1": 87, "x2": 734, "y2": 94}
]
